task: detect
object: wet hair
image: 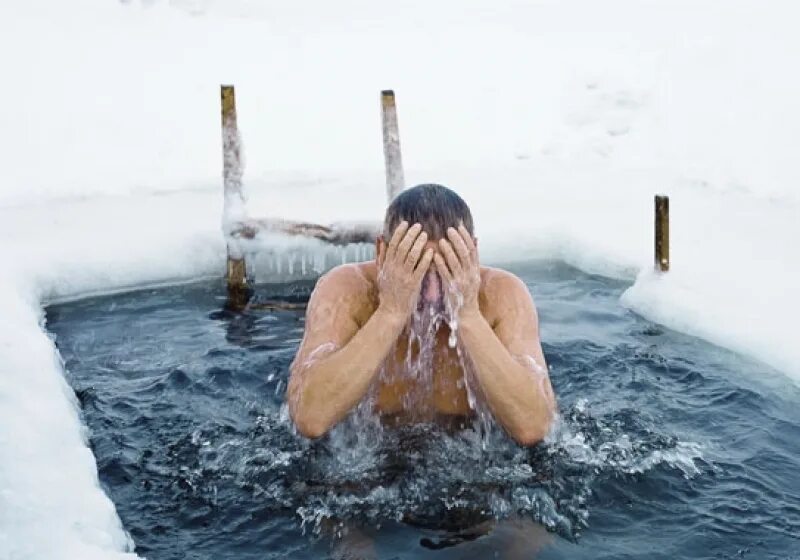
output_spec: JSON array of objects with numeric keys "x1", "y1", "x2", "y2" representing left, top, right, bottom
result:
[{"x1": 383, "y1": 184, "x2": 474, "y2": 240}]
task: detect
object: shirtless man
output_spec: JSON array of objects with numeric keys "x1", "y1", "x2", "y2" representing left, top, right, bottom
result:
[{"x1": 287, "y1": 183, "x2": 555, "y2": 446}]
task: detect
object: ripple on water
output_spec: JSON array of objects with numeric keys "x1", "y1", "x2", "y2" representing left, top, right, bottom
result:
[{"x1": 46, "y1": 262, "x2": 800, "y2": 559}]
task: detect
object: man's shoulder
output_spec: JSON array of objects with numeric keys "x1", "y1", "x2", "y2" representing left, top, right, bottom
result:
[
  {"x1": 480, "y1": 266, "x2": 535, "y2": 320},
  {"x1": 480, "y1": 266, "x2": 528, "y2": 298},
  {"x1": 314, "y1": 262, "x2": 376, "y2": 299}
]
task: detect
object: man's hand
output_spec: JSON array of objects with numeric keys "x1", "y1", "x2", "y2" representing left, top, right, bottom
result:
[
  {"x1": 434, "y1": 224, "x2": 481, "y2": 319},
  {"x1": 377, "y1": 221, "x2": 435, "y2": 320}
]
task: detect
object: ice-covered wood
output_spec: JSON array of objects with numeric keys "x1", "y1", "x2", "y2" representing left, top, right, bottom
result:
[
  {"x1": 231, "y1": 218, "x2": 381, "y2": 245},
  {"x1": 381, "y1": 90, "x2": 405, "y2": 200},
  {"x1": 221, "y1": 85, "x2": 250, "y2": 309}
]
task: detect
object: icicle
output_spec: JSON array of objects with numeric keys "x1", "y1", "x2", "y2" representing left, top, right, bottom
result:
[
  {"x1": 313, "y1": 251, "x2": 323, "y2": 274},
  {"x1": 246, "y1": 250, "x2": 255, "y2": 281}
]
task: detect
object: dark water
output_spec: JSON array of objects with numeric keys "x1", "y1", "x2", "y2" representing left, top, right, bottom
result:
[{"x1": 46, "y1": 261, "x2": 800, "y2": 559}]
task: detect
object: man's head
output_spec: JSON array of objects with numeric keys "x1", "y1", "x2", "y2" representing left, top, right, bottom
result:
[
  {"x1": 382, "y1": 183, "x2": 474, "y2": 242},
  {"x1": 377, "y1": 184, "x2": 476, "y2": 307}
]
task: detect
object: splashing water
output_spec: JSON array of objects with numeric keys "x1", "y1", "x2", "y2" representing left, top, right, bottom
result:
[
  {"x1": 444, "y1": 286, "x2": 464, "y2": 349},
  {"x1": 45, "y1": 262, "x2": 800, "y2": 559},
  {"x1": 374, "y1": 280, "x2": 498, "y2": 441}
]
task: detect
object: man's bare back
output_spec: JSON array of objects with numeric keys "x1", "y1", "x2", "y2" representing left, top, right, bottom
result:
[{"x1": 287, "y1": 185, "x2": 555, "y2": 445}]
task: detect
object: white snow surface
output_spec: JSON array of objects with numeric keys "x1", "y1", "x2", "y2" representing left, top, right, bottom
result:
[{"x1": 1, "y1": 0, "x2": 799, "y2": 557}]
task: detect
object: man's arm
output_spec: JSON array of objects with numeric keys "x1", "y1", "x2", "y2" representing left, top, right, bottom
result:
[
  {"x1": 458, "y1": 273, "x2": 555, "y2": 446},
  {"x1": 435, "y1": 225, "x2": 555, "y2": 446},
  {"x1": 287, "y1": 267, "x2": 406, "y2": 438},
  {"x1": 287, "y1": 221, "x2": 434, "y2": 438}
]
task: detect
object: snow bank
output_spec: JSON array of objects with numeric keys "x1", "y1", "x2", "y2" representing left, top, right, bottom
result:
[
  {"x1": 0, "y1": 280, "x2": 138, "y2": 560},
  {"x1": 0, "y1": 0, "x2": 798, "y2": 558}
]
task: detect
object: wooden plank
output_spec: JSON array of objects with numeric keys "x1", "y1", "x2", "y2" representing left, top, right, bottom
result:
[
  {"x1": 381, "y1": 90, "x2": 405, "y2": 200},
  {"x1": 655, "y1": 194, "x2": 670, "y2": 272},
  {"x1": 231, "y1": 218, "x2": 380, "y2": 245}
]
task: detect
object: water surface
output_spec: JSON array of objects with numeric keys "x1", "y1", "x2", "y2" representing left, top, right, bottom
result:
[{"x1": 46, "y1": 261, "x2": 800, "y2": 559}]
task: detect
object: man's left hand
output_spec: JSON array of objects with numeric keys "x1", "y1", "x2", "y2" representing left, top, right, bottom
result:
[{"x1": 434, "y1": 224, "x2": 481, "y2": 319}]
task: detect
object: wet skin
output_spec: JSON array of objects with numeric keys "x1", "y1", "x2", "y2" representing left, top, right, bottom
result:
[
  {"x1": 287, "y1": 221, "x2": 556, "y2": 444},
  {"x1": 293, "y1": 223, "x2": 558, "y2": 556},
  {"x1": 361, "y1": 258, "x2": 486, "y2": 420}
]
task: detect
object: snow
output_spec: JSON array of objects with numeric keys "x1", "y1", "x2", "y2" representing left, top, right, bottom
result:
[{"x1": 0, "y1": 0, "x2": 798, "y2": 557}]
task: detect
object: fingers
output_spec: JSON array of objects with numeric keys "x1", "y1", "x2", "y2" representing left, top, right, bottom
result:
[
  {"x1": 376, "y1": 236, "x2": 386, "y2": 268},
  {"x1": 433, "y1": 253, "x2": 454, "y2": 284},
  {"x1": 386, "y1": 221, "x2": 410, "y2": 261},
  {"x1": 405, "y1": 230, "x2": 428, "y2": 269},
  {"x1": 447, "y1": 226, "x2": 473, "y2": 267},
  {"x1": 395, "y1": 223, "x2": 423, "y2": 263},
  {"x1": 438, "y1": 238, "x2": 463, "y2": 275},
  {"x1": 457, "y1": 224, "x2": 477, "y2": 259},
  {"x1": 412, "y1": 248, "x2": 435, "y2": 283}
]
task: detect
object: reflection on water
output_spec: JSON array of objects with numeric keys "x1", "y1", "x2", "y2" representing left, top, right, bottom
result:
[{"x1": 46, "y1": 261, "x2": 800, "y2": 559}]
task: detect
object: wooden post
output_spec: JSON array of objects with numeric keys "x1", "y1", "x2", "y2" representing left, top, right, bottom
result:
[
  {"x1": 221, "y1": 85, "x2": 242, "y2": 200},
  {"x1": 381, "y1": 90, "x2": 405, "y2": 201},
  {"x1": 221, "y1": 85, "x2": 250, "y2": 309},
  {"x1": 655, "y1": 195, "x2": 670, "y2": 272}
]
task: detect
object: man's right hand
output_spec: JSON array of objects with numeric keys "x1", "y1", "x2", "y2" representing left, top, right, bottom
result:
[{"x1": 376, "y1": 221, "x2": 434, "y2": 320}]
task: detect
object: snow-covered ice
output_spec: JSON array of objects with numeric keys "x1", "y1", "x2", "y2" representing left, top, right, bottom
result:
[{"x1": 0, "y1": 0, "x2": 798, "y2": 557}]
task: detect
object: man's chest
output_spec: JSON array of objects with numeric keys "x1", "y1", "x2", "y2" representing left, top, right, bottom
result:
[{"x1": 374, "y1": 325, "x2": 474, "y2": 416}]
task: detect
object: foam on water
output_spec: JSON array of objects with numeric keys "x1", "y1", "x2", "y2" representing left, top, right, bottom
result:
[{"x1": 96, "y1": 379, "x2": 708, "y2": 546}]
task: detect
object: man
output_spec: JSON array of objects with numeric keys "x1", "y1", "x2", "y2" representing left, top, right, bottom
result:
[{"x1": 287, "y1": 183, "x2": 555, "y2": 446}]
